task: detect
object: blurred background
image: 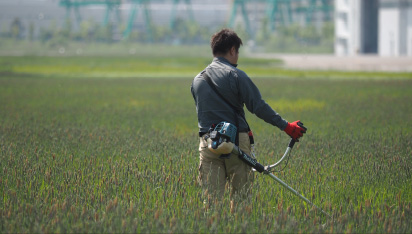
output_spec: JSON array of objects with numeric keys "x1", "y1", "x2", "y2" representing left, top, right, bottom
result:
[{"x1": 0, "y1": 0, "x2": 412, "y2": 70}]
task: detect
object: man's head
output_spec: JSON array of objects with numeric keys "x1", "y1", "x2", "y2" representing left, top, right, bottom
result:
[{"x1": 210, "y1": 28, "x2": 243, "y2": 65}]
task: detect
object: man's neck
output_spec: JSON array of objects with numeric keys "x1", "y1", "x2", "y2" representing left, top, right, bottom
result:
[{"x1": 216, "y1": 56, "x2": 238, "y2": 67}]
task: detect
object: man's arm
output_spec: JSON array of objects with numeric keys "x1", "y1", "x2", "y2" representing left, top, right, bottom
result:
[{"x1": 237, "y1": 71, "x2": 288, "y2": 130}]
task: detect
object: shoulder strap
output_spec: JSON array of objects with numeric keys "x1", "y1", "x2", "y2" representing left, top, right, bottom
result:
[{"x1": 203, "y1": 71, "x2": 241, "y2": 113}]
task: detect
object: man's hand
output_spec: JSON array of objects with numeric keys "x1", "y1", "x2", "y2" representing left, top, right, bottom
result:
[{"x1": 284, "y1": 120, "x2": 307, "y2": 141}]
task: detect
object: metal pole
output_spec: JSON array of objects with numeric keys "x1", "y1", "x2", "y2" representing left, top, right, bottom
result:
[
  {"x1": 231, "y1": 142, "x2": 330, "y2": 217},
  {"x1": 265, "y1": 171, "x2": 331, "y2": 218},
  {"x1": 228, "y1": 122, "x2": 330, "y2": 218}
]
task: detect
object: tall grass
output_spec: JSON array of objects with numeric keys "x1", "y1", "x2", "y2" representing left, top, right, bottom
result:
[{"x1": 0, "y1": 56, "x2": 411, "y2": 233}]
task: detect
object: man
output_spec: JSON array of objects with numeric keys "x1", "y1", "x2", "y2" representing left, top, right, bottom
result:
[{"x1": 191, "y1": 28, "x2": 306, "y2": 199}]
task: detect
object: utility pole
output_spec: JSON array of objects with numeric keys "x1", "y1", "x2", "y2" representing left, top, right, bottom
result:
[
  {"x1": 59, "y1": 0, "x2": 121, "y2": 27},
  {"x1": 123, "y1": 0, "x2": 153, "y2": 42},
  {"x1": 170, "y1": 0, "x2": 194, "y2": 30},
  {"x1": 228, "y1": 0, "x2": 252, "y2": 36}
]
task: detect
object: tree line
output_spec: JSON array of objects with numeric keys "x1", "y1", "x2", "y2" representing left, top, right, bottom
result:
[{"x1": 1, "y1": 17, "x2": 334, "y2": 53}]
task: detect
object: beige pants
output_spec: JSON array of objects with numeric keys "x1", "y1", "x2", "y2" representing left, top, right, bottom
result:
[{"x1": 198, "y1": 132, "x2": 254, "y2": 198}]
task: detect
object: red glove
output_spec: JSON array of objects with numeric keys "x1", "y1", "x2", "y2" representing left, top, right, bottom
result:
[{"x1": 284, "y1": 120, "x2": 307, "y2": 141}]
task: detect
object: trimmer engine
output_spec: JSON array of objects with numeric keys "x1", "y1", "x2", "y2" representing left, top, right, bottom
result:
[
  {"x1": 203, "y1": 122, "x2": 237, "y2": 158},
  {"x1": 209, "y1": 122, "x2": 237, "y2": 149}
]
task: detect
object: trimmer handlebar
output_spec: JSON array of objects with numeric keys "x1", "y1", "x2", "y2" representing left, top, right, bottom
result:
[{"x1": 236, "y1": 121, "x2": 308, "y2": 173}]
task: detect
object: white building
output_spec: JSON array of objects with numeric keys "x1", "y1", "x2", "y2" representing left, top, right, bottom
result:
[{"x1": 335, "y1": 0, "x2": 412, "y2": 56}]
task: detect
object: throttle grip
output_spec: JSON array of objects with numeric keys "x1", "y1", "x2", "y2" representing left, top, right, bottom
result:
[{"x1": 288, "y1": 139, "x2": 296, "y2": 148}]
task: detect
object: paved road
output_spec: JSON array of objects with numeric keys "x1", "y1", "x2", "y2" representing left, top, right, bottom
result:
[{"x1": 252, "y1": 54, "x2": 412, "y2": 72}]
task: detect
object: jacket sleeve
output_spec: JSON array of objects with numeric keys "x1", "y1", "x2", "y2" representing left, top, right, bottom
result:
[
  {"x1": 237, "y1": 71, "x2": 288, "y2": 130},
  {"x1": 191, "y1": 82, "x2": 196, "y2": 103}
]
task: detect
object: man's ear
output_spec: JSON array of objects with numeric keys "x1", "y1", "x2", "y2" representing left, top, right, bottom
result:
[{"x1": 229, "y1": 46, "x2": 236, "y2": 56}]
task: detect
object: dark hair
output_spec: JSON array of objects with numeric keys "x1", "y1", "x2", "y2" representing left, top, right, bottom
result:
[{"x1": 210, "y1": 28, "x2": 243, "y2": 56}]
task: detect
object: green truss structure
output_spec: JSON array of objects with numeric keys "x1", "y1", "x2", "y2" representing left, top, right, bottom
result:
[
  {"x1": 123, "y1": 0, "x2": 152, "y2": 40},
  {"x1": 229, "y1": 0, "x2": 333, "y2": 34},
  {"x1": 59, "y1": 0, "x2": 333, "y2": 41},
  {"x1": 169, "y1": 0, "x2": 194, "y2": 30},
  {"x1": 59, "y1": 0, "x2": 121, "y2": 26}
]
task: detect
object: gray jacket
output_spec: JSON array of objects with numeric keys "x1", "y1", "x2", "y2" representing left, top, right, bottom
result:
[{"x1": 191, "y1": 57, "x2": 288, "y2": 134}]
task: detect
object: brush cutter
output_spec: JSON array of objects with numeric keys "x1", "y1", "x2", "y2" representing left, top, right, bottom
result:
[{"x1": 206, "y1": 121, "x2": 331, "y2": 218}]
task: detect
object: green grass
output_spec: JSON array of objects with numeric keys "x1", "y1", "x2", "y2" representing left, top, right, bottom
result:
[
  {"x1": 1, "y1": 54, "x2": 411, "y2": 80},
  {"x1": 1, "y1": 56, "x2": 412, "y2": 233}
]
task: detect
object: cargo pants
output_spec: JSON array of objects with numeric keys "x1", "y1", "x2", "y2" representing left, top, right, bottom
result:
[{"x1": 198, "y1": 132, "x2": 254, "y2": 199}]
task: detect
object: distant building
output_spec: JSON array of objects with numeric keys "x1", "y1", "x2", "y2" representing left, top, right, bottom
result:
[{"x1": 335, "y1": 0, "x2": 412, "y2": 56}]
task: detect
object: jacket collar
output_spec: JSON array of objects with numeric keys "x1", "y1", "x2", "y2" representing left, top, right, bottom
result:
[{"x1": 214, "y1": 57, "x2": 238, "y2": 68}]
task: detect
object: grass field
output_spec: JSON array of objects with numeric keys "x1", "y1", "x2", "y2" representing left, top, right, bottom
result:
[{"x1": 1, "y1": 55, "x2": 412, "y2": 233}]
